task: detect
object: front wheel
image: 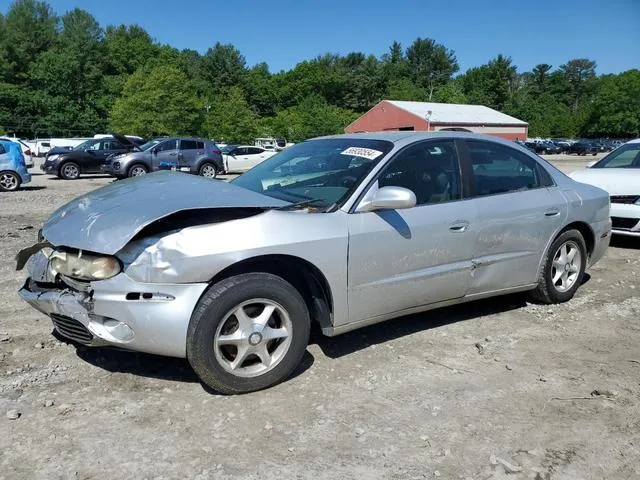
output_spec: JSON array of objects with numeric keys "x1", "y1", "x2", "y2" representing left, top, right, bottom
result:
[
  {"x1": 0, "y1": 171, "x2": 21, "y2": 191},
  {"x1": 530, "y1": 229, "x2": 587, "y2": 304},
  {"x1": 127, "y1": 164, "x2": 148, "y2": 177},
  {"x1": 59, "y1": 162, "x2": 80, "y2": 180},
  {"x1": 187, "y1": 273, "x2": 310, "y2": 394}
]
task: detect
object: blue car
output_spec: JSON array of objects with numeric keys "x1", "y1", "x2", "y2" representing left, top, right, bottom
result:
[{"x1": 0, "y1": 140, "x2": 31, "y2": 191}]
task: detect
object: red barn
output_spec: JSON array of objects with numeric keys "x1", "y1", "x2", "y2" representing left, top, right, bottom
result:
[{"x1": 345, "y1": 100, "x2": 528, "y2": 141}]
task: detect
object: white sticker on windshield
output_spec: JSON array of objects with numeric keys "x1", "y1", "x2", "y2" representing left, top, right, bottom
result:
[{"x1": 340, "y1": 146, "x2": 383, "y2": 160}]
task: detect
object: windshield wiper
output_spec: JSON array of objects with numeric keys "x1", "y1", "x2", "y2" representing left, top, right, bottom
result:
[{"x1": 273, "y1": 198, "x2": 328, "y2": 211}]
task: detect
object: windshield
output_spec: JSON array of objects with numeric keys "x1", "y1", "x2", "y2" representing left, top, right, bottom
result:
[
  {"x1": 231, "y1": 138, "x2": 394, "y2": 209},
  {"x1": 593, "y1": 143, "x2": 640, "y2": 168},
  {"x1": 138, "y1": 139, "x2": 162, "y2": 151},
  {"x1": 73, "y1": 140, "x2": 97, "y2": 151}
]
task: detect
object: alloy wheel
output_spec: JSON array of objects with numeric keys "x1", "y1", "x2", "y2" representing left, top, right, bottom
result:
[
  {"x1": 0, "y1": 172, "x2": 19, "y2": 190},
  {"x1": 62, "y1": 163, "x2": 79, "y2": 179},
  {"x1": 214, "y1": 299, "x2": 293, "y2": 378},
  {"x1": 129, "y1": 165, "x2": 147, "y2": 177},
  {"x1": 551, "y1": 240, "x2": 582, "y2": 293},
  {"x1": 200, "y1": 164, "x2": 217, "y2": 178}
]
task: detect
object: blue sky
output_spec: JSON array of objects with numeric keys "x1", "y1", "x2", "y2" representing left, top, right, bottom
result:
[{"x1": 3, "y1": 0, "x2": 639, "y2": 74}]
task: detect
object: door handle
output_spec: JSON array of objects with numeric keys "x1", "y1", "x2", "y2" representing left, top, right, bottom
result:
[
  {"x1": 449, "y1": 221, "x2": 470, "y2": 232},
  {"x1": 544, "y1": 209, "x2": 560, "y2": 217}
]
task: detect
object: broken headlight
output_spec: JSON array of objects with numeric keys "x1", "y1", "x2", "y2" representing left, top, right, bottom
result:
[{"x1": 50, "y1": 250, "x2": 121, "y2": 281}]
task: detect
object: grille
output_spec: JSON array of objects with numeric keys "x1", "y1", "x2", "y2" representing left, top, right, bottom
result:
[
  {"x1": 610, "y1": 195, "x2": 640, "y2": 204},
  {"x1": 50, "y1": 314, "x2": 93, "y2": 344},
  {"x1": 611, "y1": 217, "x2": 639, "y2": 230}
]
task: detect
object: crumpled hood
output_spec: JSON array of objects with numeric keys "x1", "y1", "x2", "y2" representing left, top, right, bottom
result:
[
  {"x1": 569, "y1": 168, "x2": 640, "y2": 196},
  {"x1": 43, "y1": 171, "x2": 287, "y2": 254}
]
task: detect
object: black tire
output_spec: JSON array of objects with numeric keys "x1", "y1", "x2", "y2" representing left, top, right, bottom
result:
[
  {"x1": 127, "y1": 163, "x2": 148, "y2": 177},
  {"x1": 187, "y1": 273, "x2": 310, "y2": 394},
  {"x1": 59, "y1": 161, "x2": 80, "y2": 180},
  {"x1": 0, "y1": 171, "x2": 21, "y2": 191},
  {"x1": 530, "y1": 229, "x2": 587, "y2": 304},
  {"x1": 198, "y1": 162, "x2": 218, "y2": 178}
]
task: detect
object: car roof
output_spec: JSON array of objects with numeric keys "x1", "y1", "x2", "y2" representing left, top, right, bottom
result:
[
  {"x1": 315, "y1": 131, "x2": 528, "y2": 148},
  {"x1": 625, "y1": 138, "x2": 640, "y2": 144}
]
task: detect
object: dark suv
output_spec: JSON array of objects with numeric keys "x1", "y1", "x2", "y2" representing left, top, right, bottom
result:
[
  {"x1": 102, "y1": 137, "x2": 223, "y2": 179},
  {"x1": 41, "y1": 135, "x2": 143, "y2": 179},
  {"x1": 567, "y1": 141, "x2": 599, "y2": 156}
]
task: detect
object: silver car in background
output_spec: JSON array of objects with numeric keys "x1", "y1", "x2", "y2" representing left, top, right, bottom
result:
[{"x1": 17, "y1": 132, "x2": 611, "y2": 394}]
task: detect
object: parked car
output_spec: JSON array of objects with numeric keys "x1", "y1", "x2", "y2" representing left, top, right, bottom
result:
[
  {"x1": 222, "y1": 145, "x2": 278, "y2": 173},
  {"x1": 0, "y1": 137, "x2": 33, "y2": 168},
  {"x1": 567, "y1": 141, "x2": 599, "y2": 156},
  {"x1": 102, "y1": 137, "x2": 223, "y2": 179},
  {"x1": 570, "y1": 138, "x2": 640, "y2": 237},
  {"x1": 0, "y1": 140, "x2": 31, "y2": 191},
  {"x1": 41, "y1": 135, "x2": 143, "y2": 179},
  {"x1": 524, "y1": 141, "x2": 561, "y2": 155},
  {"x1": 34, "y1": 140, "x2": 52, "y2": 157},
  {"x1": 45, "y1": 146, "x2": 73, "y2": 159},
  {"x1": 17, "y1": 132, "x2": 611, "y2": 394}
]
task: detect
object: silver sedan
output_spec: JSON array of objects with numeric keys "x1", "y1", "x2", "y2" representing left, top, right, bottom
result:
[{"x1": 17, "y1": 132, "x2": 611, "y2": 393}]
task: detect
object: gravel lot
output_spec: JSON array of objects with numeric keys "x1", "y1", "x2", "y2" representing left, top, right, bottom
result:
[{"x1": 2, "y1": 154, "x2": 639, "y2": 479}]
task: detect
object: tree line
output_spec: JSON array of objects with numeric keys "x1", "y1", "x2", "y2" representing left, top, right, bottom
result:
[{"x1": 1, "y1": 0, "x2": 638, "y2": 143}]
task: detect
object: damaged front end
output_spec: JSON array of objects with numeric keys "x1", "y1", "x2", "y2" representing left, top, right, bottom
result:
[{"x1": 18, "y1": 246, "x2": 209, "y2": 358}]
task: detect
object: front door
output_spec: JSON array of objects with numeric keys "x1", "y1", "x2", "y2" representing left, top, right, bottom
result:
[
  {"x1": 461, "y1": 139, "x2": 567, "y2": 295},
  {"x1": 347, "y1": 139, "x2": 477, "y2": 323},
  {"x1": 153, "y1": 139, "x2": 179, "y2": 171}
]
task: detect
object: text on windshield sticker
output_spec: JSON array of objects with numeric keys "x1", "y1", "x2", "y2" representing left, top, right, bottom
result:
[{"x1": 340, "y1": 147, "x2": 383, "y2": 160}]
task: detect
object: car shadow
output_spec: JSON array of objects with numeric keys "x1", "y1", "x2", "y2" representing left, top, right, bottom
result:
[
  {"x1": 19, "y1": 186, "x2": 47, "y2": 191},
  {"x1": 610, "y1": 235, "x2": 640, "y2": 250},
  {"x1": 312, "y1": 293, "x2": 529, "y2": 359},
  {"x1": 65, "y1": 330, "x2": 314, "y2": 393}
]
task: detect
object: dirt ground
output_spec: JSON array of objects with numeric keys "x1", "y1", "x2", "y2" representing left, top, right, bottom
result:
[{"x1": 1, "y1": 154, "x2": 639, "y2": 480}]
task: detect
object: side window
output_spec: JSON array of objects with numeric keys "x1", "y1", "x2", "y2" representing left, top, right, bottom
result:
[
  {"x1": 180, "y1": 140, "x2": 198, "y2": 150},
  {"x1": 467, "y1": 141, "x2": 543, "y2": 197},
  {"x1": 157, "y1": 140, "x2": 177, "y2": 152},
  {"x1": 103, "y1": 141, "x2": 122, "y2": 150},
  {"x1": 378, "y1": 140, "x2": 462, "y2": 205},
  {"x1": 87, "y1": 141, "x2": 102, "y2": 151},
  {"x1": 234, "y1": 147, "x2": 247, "y2": 155},
  {"x1": 196, "y1": 141, "x2": 204, "y2": 150},
  {"x1": 247, "y1": 147, "x2": 263, "y2": 155},
  {"x1": 0, "y1": 144, "x2": 6, "y2": 155}
]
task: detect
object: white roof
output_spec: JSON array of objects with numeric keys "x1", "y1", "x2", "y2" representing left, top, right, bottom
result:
[{"x1": 386, "y1": 100, "x2": 527, "y2": 126}]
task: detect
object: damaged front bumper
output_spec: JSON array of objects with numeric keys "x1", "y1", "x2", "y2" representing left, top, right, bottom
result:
[{"x1": 18, "y1": 249, "x2": 209, "y2": 358}]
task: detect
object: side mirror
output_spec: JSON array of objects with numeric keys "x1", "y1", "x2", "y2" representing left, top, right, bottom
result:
[{"x1": 356, "y1": 184, "x2": 417, "y2": 212}]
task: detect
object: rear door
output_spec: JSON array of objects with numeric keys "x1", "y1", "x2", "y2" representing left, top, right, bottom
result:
[
  {"x1": 460, "y1": 139, "x2": 567, "y2": 295},
  {"x1": 178, "y1": 139, "x2": 199, "y2": 172}
]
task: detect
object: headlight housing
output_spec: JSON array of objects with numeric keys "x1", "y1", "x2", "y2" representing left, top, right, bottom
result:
[
  {"x1": 47, "y1": 154, "x2": 59, "y2": 162},
  {"x1": 50, "y1": 250, "x2": 121, "y2": 281}
]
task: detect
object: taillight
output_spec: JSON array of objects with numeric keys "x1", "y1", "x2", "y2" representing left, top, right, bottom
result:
[
  {"x1": 212, "y1": 149, "x2": 221, "y2": 155},
  {"x1": 25, "y1": 149, "x2": 31, "y2": 156}
]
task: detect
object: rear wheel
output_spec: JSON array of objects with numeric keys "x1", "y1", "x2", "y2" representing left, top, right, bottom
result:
[
  {"x1": 198, "y1": 162, "x2": 218, "y2": 178},
  {"x1": 59, "y1": 162, "x2": 80, "y2": 180},
  {"x1": 187, "y1": 273, "x2": 310, "y2": 394},
  {"x1": 0, "y1": 172, "x2": 20, "y2": 191},
  {"x1": 530, "y1": 229, "x2": 586, "y2": 304}
]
